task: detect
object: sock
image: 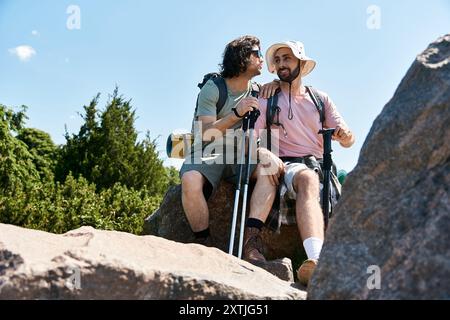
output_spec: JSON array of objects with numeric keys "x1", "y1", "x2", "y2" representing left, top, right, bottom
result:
[
  {"x1": 303, "y1": 237, "x2": 323, "y2": 260},
  {"x1": 246, "y1": 218, "x2": 264, "y2": 231},
  {"x1": 194, "y1": 228, "x2": 210, "y2": 239}
]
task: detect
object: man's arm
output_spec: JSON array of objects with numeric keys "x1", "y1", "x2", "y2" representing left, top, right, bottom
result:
[
  {"x1": 259, "y1": 80, "x2": 280, "y2": 99},
  {"x1": 333, "y1": 126, "x2": 355, "y2": 148},
  {"x1": 198, "y1": 113, "x2": 240, "y2": 141},
  {"x1": 321, "y1": 92, "x2": 355, "y2": 148},
  {"x1": 199, "y1": 97, "x2": 259, "y2": 141}
]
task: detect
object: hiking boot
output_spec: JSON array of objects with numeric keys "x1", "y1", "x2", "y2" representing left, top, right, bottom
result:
[
  {"x1": 297, "y1": 259, "x2": 318, "y2": 286},
  {"x1": 243, "y1": 227, "x2": 266, "y2": 262}
]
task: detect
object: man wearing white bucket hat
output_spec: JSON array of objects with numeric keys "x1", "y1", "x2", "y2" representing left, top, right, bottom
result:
[{"x1": 242, "y1": 40, "x2": 355, "y2": 286}]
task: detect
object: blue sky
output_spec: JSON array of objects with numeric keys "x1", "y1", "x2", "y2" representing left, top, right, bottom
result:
[{"x1": 1, "y1": 0, "x2": 449, "y2": 172}]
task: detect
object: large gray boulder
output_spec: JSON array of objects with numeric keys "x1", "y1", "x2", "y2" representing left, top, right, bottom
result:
[
  {"x1": 308, "y1": 34, "x2": 450, "y2": 299},
  {"x1": 0, "y1": 223, "x2": 305, "y2": 299}
]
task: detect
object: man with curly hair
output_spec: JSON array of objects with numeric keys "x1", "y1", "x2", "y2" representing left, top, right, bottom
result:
[{"x1": 179, "y1": 35, "x2": 279, "y2": 246}]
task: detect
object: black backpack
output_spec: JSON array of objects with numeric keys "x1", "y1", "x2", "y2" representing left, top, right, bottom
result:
[
  {"x1": 265, "y1": 85, "x2": 325, "y2": 151},
  {"x1": 191, "y1": 72, "x2": 260, "y2": 133},
  {"x1": 190, "y1": 73, "x2": 227, "y2": 133}
]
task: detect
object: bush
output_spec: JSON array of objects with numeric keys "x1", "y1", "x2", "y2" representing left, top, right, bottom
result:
[
  {"x1": 0, "y1": 174, "x2": 161, "y2": 234},
  {"x1": 0, "y1": 96, "x2": 170, "y2": 236}
]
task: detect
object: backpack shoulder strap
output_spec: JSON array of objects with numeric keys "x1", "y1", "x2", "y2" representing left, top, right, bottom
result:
[
  {"x1": 250, "y1": 82, "x2": 261, "y2": 97},
  {"x1": 266, "y1": 89, "x2": 280, "y2": 125},
  {"x1": 211, "y1": 76, "x2": 228, "y2": 115},
  {"x1": 265, "y1": 88, "x2": 281, "y2": 151},
  {"x1": 305, "y1": 86, "x2": 325, "y2": 126}
]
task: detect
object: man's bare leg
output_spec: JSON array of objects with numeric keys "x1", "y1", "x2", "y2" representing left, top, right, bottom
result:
[
  {"x1": 181, "y1": 170, "x2": 209, "y2": 233},
  {"x1": 248, "y1": 164, "x2": 277, "y2": 222},
  {"x1": 242, "y1": 164, "x2": 277, "y2": 261},
  {"x1": 294, "y1": 169, "x2": 324, "y2": 241},
  {"x1": 293, "y1": 169, "x2": 324, "y2": 285}
]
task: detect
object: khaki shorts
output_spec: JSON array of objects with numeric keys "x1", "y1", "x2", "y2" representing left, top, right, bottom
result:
[
  {"x1": 265, "y1": 156, "x2": 342, "y2": 233},
  {"x1": 283, "y1": 162, "x2": 320, "y2": 200},
  {"x1": 179, "y1": 153, "x2": 257, "y2": 198}
]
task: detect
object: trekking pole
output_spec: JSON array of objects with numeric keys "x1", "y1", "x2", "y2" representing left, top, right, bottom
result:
[
  {"x1": 237, "y1": 110, "x2": 259, "y2": 258},
  {"x1": 228, "y1": 119, "x2": 248, "y2": 255},
  {"x1": 236, "y1": 91, "x2": 260, "y2": 258},
  {"x1": 319, "y1": 128, "x2": 335, "y2": 229},
  {"x1": 229, "y1": 90, "x2": 260, "y2": 257}
]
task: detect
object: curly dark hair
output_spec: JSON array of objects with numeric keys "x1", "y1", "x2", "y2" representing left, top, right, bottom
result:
[{"x1": 220, "y1": 35, "x2": 260, "y2": 78}]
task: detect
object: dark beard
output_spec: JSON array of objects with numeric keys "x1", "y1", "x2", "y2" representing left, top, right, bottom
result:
[{"x1": 277, "y1": 61, "x2": 301, "y2": 83}]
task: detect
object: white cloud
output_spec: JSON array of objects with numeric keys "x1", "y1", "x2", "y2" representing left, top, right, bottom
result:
[
  {"x1": 31, "y1": 30, "x2": 40, "y2": 37},
  {"x1": 8, "y1": 45, "x2": 36, "y2": 62}
]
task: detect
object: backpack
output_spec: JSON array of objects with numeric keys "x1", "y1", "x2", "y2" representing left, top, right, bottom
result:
[
  {"x1": 190, "y1": 73, "x2": 228, "y2": 134},
  {"x1": 191, "y1": 72, "x2": 260, "y2": 133},
  {"x1": 166, "y1": 73, "x2": 259, "y2": 159}
]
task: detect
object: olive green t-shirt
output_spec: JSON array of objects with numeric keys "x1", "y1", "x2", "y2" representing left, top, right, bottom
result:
[{"x1": 193, "y1": 79, "x2": 253, "y2": 156}]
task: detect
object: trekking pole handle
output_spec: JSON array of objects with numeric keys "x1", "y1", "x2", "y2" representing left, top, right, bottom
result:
[
  {"x1": 319, "y1": 128, "x2": 335, "y2": 174},
  {"x1": 319, "y1": 128, "x2": 335, "y2": 155},
  {"x1": 242, "y1": 90, "x2": 260, "y2": 130},
  {"x1": 318, "y1": 128, "x2": 335, "y2": 137}
]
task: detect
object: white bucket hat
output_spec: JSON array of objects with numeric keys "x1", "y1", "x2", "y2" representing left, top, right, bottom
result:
[{"x1": 266, "y1": 40, "x2": 316, "y2": 77}]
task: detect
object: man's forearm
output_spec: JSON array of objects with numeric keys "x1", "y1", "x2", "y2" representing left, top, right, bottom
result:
[
  {"x1": 202, "y1": 112, "x2": 240, "y2": 137},
  {"x1": 339, "y1": 133, "x2": 355, "y2": 148}
]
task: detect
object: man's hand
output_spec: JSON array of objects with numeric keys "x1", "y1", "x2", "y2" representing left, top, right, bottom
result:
[
  {"x1": 332, "y1": 126, "x2": 354, "y2": 147},
  {"x1": 234, "y1": 97, "x2": 259, "y2": 118},
  {"x1": 260, "y1": 80, "x2": 280, "y2": 99},
  {"x1": 258, "y1": 147, "x2": 285, "y2": 186}
]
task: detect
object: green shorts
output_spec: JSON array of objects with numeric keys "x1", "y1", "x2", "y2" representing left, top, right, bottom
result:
[{"x1": 179, "y1": 153, "x2": 257, "y2": 199}]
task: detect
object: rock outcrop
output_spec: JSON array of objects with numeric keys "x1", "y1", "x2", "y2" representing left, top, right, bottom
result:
[
  {"x1": 143, "y1": 182, "x2": 306, "y2": 281},
  {"x1": 0, "y1": 223, "x2": 305, "y2": 300},
  {"x1": 308, "y1": 34, "x2": 450, "y2": 299},
  {"x1": 144, "y1": 183, "x2": 304, "y2": 261}
]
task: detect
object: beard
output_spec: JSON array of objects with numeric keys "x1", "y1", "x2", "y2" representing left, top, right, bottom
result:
[{"x1": 277, "y1": 61, "x2": 301, "y2": 83}]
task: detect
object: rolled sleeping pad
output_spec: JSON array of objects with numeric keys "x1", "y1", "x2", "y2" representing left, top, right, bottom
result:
[{"x1": 166, "y1": 133, "x2": 194, "y2": 159}]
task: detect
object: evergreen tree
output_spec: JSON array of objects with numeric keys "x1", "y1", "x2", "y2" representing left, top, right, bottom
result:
[
  {"x1": 0, "y1": 104, "x2": 39, "y2": 193},
  {"x1": 56, "y1": 88, "x2": 170, "y2": 196},
  {"x1": 17, "y1": 128, "x2": 57, "y2": 182},
  {"x1": 0, "y1": 101, "x2": 164, "y2": 235},
  {"x1": 55, "y1": 93, "x2": 101, "y2": 183}
]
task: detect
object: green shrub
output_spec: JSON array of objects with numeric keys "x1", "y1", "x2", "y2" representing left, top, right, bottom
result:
[{"x1": 0, "y1": 97, "x2": 169, "y2": 236}]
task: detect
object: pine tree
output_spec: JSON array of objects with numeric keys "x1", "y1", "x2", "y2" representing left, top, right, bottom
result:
[
  {"x1": 0, "y1": 104, "x2": 40, "y2": 193},
  {"x1": 57, "y1": 88, "x2": 170, "y2": 197},
  {"x1": 17, "y1": 128, "x2": 57, "y2": 182}
]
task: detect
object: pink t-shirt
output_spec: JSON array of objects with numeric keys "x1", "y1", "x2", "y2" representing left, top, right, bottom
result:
[{"x1": 254, "y1": 88, "x2": 348, "y2": 159}]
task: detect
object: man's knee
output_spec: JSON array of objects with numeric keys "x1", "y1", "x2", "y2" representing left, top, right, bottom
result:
[
  {"x1": 252, "y1": 164, "x2": 273, "y2": 185},
  {"x1": 181, "y1": 171, "x2": 205, "y2": 194},
  {"x1": 293, "y1": 169, "x2": 319, "y2": 194},
  {"x1": 253, "y1": 163, "x2": 267, "y2": 179}
]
